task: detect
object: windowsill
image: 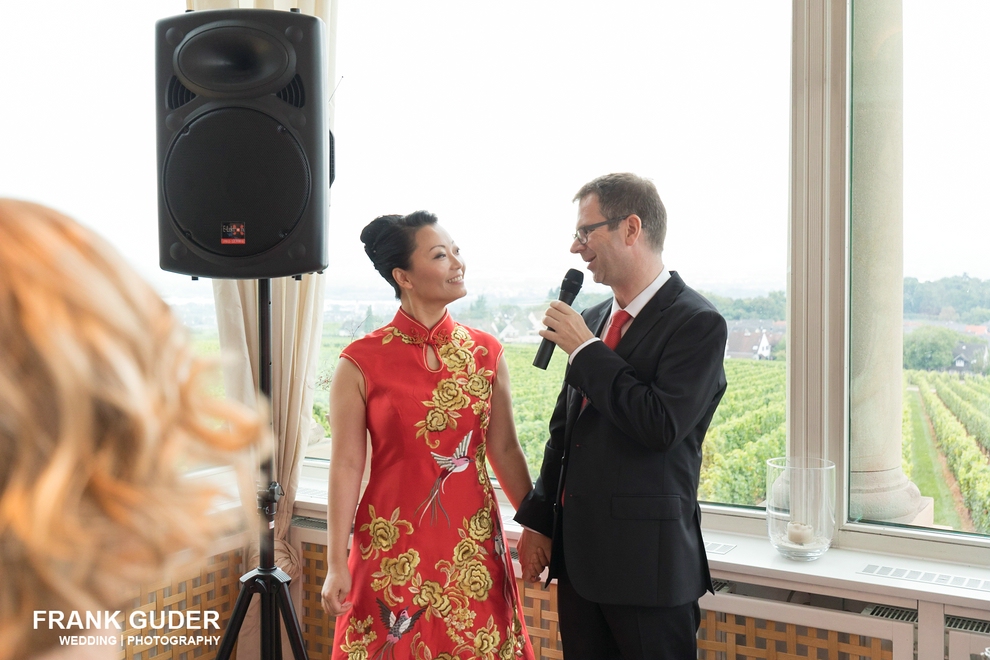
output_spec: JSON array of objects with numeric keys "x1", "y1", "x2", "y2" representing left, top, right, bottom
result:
[
  {"x1": 294, "y1": 466, "x2": 990, "y2": 616},
  {"x1": 701, "y1": 528, "x2": 990, "y2": 615}
]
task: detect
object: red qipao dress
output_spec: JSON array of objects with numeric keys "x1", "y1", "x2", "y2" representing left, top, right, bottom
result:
[{"x1": 332, "y1": 309, "x2": 535, "y2": 660}]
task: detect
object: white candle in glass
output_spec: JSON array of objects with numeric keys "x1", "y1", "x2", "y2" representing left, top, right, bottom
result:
[{"x1": 786, "y1": 521, "x2": 814, "y2": 544}]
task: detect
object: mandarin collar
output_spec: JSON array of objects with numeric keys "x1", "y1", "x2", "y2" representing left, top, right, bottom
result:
[{"x1": 390, "y1": 307, "x2": 457, "y2": 346}]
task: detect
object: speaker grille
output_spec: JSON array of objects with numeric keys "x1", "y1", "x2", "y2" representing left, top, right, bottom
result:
[
  {"x1": 276, "y1": 74, "x2": 306, "y2": 108},
  {"x1": 167, "y1": 76, "x2": 197, "y2": 110},
  {"x1": 162, "y1": 107, "x2": 311, "y2": 258}
]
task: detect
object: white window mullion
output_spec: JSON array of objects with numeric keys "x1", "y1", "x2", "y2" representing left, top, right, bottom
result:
[{"x1": 787, "y1": 0, "x2": 847, "y2": 471}]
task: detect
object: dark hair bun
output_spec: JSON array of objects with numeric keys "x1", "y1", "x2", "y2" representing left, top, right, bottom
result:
[{"x1": 360, "y1": 215, "x2": 401, "y2": 265}]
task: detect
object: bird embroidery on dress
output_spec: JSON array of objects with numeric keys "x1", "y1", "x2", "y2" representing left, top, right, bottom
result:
[
  {"x1": 492, "y1": 525, "x2": 515, "y2": 606},
  {"x1": 371, "y1": 598, "x2": 425, "y2": 660},
  {"x1": 415, "y1": 430, "x2": 472, "y2": 526}
]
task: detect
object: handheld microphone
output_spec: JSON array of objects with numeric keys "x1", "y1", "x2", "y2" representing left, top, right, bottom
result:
[{"x1": 533, "y1": 268, "x2": 584, "y2": 370}]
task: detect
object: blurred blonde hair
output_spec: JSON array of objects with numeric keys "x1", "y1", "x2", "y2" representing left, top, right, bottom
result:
[{"x1": 0, "y1": 199, "x2": 263, "y2": 659}]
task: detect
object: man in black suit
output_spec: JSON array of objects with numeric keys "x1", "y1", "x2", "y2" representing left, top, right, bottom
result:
[{"x1": 514, "y1": 173, "x2": 727, "y2": 659}]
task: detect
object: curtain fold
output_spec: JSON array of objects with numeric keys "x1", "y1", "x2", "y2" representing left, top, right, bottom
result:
[{"x1": 189, "y1": 0, "x2": 337, "y2": 657}]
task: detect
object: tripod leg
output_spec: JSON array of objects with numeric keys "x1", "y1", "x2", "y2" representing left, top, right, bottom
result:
[
  {"x1": 276, "y1": 581, "x2": 309, "y2": 660},
  {"x1": 261, "y1": 586, "x2": 282, "y2": 660},
  {"x1": 215, "y1": 576, "x2": 261, "y2": 660}
]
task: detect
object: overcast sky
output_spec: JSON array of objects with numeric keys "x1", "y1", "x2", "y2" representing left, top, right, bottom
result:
[{"x1": 0, "y1": 2, "x2": 985, "y2": 302}]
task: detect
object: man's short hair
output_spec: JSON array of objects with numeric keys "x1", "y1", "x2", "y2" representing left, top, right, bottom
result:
[{"x1": 574, "y1": 173, "x2": 666, "y2": 252}]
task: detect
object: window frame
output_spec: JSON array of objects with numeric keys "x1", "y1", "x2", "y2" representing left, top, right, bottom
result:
[
  {"x1": 302, "y1": 0, "x2": 990, "y2": 564},
  {"x1": 699, "y1": 0, "x2": 990, "y2": 564}
]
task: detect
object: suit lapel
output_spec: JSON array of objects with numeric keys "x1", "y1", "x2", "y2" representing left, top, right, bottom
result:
[{"x1": 614, "y1": 271, "x2": 685, "y2": 358}]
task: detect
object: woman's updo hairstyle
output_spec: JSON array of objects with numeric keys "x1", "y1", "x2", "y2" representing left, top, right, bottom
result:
[{"x1": 360, "y1": 211, "x2": 439, "y2": 299}]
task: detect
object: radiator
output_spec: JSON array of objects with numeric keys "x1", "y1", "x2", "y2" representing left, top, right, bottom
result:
[
  {"x1": 946, "y1": 615, "x2": 990, "y2": 660},
  {"x1": 698, "y1": 589, "x2": 915, "y2": 660}
]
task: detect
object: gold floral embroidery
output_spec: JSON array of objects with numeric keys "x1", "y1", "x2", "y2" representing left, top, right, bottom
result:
[
  {"x1": 380, "y1": 326, "x2": 427, "y2": 345},
  {"x1": 498, "y1": 637, "x2": 515, "y2": 660},
  {"x1": 409, "y1": 576, "x2": 452, "y2": 620},
  {"x1": 466, "y1": 616, "x2": 501, "y2": 660},
  {"x1": 475, "y1": 443, "x2": 492, "y2": 488},
  {"x1": 439, "y1": 343, "x2": 473, "y2": 372},
  {"x1": 424, "y1": 408, "x2": 450, "y2": 434},
  {"x1": 443, "y1": 605, "x2": 476, "y2": 648},
  {"x1": 380, "y1": 322, "x2": 494, "y2": 448},
  {"x1": 372, "y1": 549, "x2": 421, "y2": 606},
  {"x1": 464, "y1": 373, "x2": 492, "y2": 400},
  {"x1": 452, "y1": 538, "x2": 479, "y2": 565},
  {"x1": 359, "y1": 506, "x2": 413, "y2": 560},
  {"x1": 433, "y1": 378, "x2": 471, "y2": 411},
  {"x1": 437, "y1": 524, "x2": 492, "y2": 604},
  {"x1": 339, "y1": 615, "x2": 377, "y2": 660},
  {"x1": 458, "y1": 560, "x2": 493, "y2": 601},
  {"x1": 468, "y1": 507, "x2": 493, "y2": 542}
]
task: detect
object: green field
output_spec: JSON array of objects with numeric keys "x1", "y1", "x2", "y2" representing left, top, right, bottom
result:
[{"x1": 195, "y1": 322, "x2": 990, "y2": 534}]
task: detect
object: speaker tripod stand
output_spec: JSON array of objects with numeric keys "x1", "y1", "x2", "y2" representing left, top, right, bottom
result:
[{"x1": 216, "y1": 279, "x2": 308, "y2": 660}]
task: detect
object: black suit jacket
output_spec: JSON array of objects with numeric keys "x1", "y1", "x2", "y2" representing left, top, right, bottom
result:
[{"x1": 515, "y1": 271, "x2": 727, "y2": 608}]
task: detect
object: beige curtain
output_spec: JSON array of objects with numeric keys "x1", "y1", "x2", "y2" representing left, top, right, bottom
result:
[{"x1": 187, "y1": 0, "x2": 338, "y2": 657}]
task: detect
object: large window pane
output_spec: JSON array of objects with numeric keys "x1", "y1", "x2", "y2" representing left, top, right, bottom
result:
[
  {"x1": 311, "y1": 1, "x2": 791, "y2": 510},
  {"x1": 849, "y1": 0, "x2": 990, "y2": 536}
]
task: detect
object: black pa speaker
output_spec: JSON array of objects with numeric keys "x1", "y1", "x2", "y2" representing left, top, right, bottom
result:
[{"x1": 155, "y1": 9, "x2": 333, "y2": 279}]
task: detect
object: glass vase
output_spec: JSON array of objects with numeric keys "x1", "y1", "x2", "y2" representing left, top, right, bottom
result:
[{"x1": 766, "y1": 457, "x2": 835, "y2": 561}]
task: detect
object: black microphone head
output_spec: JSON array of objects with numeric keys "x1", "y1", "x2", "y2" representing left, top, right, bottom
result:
[{"x1": 561, "y1": 268, "x2": 584, "y2": 296}]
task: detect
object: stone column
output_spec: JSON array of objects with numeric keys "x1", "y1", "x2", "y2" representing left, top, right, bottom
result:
[{"x1": 849, "y1": 0, "x2": 932, "y2": 524}]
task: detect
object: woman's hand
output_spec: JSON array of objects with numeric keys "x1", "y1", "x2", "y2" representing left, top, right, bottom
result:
[
  {"x1": 321, "y1": 562, "x2": 353, "y2": 617},
  {"x1": 516, "y1": 528, "x2": 552, "y2": 583}
]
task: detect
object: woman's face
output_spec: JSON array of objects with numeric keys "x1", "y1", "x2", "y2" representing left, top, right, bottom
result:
[{"x1": 396, "y1": 223, "x2": 467, "y2": 305}]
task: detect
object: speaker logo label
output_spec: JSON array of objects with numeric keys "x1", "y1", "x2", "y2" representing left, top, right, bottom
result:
[{"x1": 221, "y1": 223, "x2": 246, "y2": 245}]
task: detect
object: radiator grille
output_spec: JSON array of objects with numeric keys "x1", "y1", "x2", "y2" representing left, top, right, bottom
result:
[
  {"x1": 292, "y1": 515, "x2": 328, "y2": 530},
  {"x1": 711, "y1": 579, "x2": 734, "y2": 593},
  {"x1": 862, "y1": 604, "x2": 919, "y2": 622},
  {"x1": 946, "y1": 616, "x2": 990, "y2": 635}
]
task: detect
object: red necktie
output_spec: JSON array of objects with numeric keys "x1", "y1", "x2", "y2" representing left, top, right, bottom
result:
[{"x1": 603, "y1": 309, "x2": 632, "y2": 350}]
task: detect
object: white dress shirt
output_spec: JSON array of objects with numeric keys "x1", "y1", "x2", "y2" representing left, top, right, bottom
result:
[{"x1": 569, "y1": 267, "x2": 671, "y2": 363}]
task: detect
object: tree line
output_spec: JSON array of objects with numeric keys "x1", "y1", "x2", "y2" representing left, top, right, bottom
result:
[{"x1": 904, "y1": 275, "x2": 990, "y2": 324}]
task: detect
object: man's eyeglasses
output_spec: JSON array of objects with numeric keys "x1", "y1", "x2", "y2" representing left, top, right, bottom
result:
[{"x1": 572, "y1": 216, "x2": 625, "y2": 245}]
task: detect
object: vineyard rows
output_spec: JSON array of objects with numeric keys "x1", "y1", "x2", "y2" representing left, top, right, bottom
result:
[
  {"x1": 908, "y1": 371, "x2": 990, "y2": 533},
  {"x1": 321, "y1": 339, "x2": 990, "y2": 534}
]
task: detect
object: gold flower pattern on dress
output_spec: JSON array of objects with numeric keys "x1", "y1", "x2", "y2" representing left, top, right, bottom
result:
[
  {"x1": 371, "y1": 549, "x2": 421, "y2": 606},
  {"x1": 475, "y1": 442, "x2": 493, "y2": 488},
  {"x1": 463, "y1": 373, "x2": 492, "y2": 400},
  {"x1": 339, "y1": 615, "x2": 377, "y2": 660},
  {"x1": 363, "y1": 514, "x2": 517, "y2": 658},
  {"x1": 438, "y1": 343, "x2": 473, "y2": 372},
  {"x1": 381, "y1": 322, "x2": 492, "y2": 448},
  {"x1": 359, "y1": 506, "x2": 413, "y2": 560},
  {"x1": 409, "y1": 576, "x2": 452, "y2": 619},
  {"x1": 468, "y1": 507, "x2": 493, "y2": 542},
  {"x1": 466, "y1": 616, "x2": 501, "y2": 660}
]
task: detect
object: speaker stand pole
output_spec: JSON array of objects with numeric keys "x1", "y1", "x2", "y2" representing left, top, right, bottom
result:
[{"x1": 216, "y1": 278, "x2": 308, "y2": 660}]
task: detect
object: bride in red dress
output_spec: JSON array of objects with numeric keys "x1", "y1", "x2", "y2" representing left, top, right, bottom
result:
[{"x1": 321, "y1": 211, "x2": 536, "y2": 660}]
